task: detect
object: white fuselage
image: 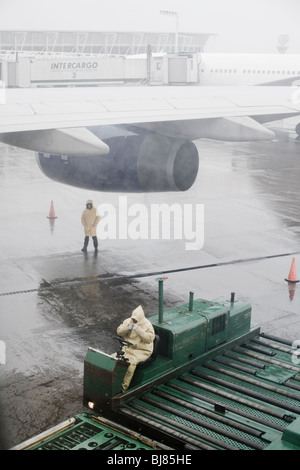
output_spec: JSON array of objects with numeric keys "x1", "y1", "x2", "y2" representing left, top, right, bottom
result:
[{"x1": 198, "y1": 53, "x2": 300, "y2": 85}]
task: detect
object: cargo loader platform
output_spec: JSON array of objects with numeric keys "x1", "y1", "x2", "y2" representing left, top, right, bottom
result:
[
  {"x1": 83, "y1": 281, "x2": 300, "y2": 451},
  {"x1": 110, "y1": 332, "x2": 300, "y2": 450}
]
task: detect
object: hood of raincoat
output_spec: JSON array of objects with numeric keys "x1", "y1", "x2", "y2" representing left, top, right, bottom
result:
[
  {"x1": 131, "y1": 305, "x2": 146, "y2": 326},
  {"x1": 86, "y1": 199, "x2": 94, "y2": 207}
]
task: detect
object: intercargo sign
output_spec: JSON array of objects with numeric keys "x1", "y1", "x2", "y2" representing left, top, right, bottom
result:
[
  {"x1": 50, "y1": 61, "x2": 98, "y2": 71},
  {"x1": 29, "y1": 56, "x2": 143, "y2": 86},
  {"x1": 30, "y1": 58, "x2": 105, "y2": 84}
]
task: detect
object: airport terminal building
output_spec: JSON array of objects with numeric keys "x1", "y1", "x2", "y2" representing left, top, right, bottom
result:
[
  {"x1": 0, "y1": 30, "x2": 213, "y2": 55},
  {"x1": 0, "y1": 30, "x2": 215, "y2": 87}
]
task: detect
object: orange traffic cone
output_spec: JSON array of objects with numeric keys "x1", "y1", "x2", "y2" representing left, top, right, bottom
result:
[
  {"x1": 47, "y1": 200, "x2": 57, "y2": 219},
  {"x1": 285, "y1": 258, "x2": 299, "y2": 283}
]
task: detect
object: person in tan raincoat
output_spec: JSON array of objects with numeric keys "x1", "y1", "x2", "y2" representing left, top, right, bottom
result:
[
  {"x1": 116, "y1": 305, "x2": 155, "y2": 392},
  {"x1": 81, "y1": 200, "x2": 100, "y2": 252}
]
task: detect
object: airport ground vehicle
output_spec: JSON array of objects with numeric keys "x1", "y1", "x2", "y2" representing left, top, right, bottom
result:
[{"x1": 13, "y1": 279, "x2": 300, "y2": 451}]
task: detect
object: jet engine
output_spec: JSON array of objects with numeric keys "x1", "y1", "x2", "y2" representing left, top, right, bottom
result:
[{"x1": 36, "y1": 126, "x2": 199, "y2": 192}]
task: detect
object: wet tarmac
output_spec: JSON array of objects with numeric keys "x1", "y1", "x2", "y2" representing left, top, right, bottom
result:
[{"x1": 0, "y1": 118, "x2": 300, "y2": 449}]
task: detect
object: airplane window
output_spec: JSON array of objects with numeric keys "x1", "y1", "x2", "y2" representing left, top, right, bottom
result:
[{"x1": 252, "y1": 70, "x2": 256, "y2": 73}]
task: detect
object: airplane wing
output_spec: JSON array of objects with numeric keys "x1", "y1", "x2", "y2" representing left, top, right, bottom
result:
[
  {"x1": 0, "y1": 85, "x2": 299, "y2": 192},
  {"x1": 0, "y1": 85, "x2": 299, "y2": 136}
]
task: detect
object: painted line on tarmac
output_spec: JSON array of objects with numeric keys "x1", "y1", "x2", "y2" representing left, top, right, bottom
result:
[
  {"x1": 1, "y1": 250, "x2": 300, "y2": 297},
  {"x1": 128, "y1": 250, "x2": 300, "y2": 279}
]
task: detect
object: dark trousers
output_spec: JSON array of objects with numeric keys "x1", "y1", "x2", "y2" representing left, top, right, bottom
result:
[{"x1": 83, "y1": 236, "x2": 98, "y2": 250}]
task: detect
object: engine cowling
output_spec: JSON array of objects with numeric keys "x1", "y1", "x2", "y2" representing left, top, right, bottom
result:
[{"x1": 36, "y1": 126, "x2": 199, "y2": 192}]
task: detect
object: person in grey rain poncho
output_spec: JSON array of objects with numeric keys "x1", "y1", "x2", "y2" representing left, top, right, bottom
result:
[
  {"x1": 81, "y1": 200, "x2": 100, "y2": 252},
  {"x1": 116, "y1": 305, "x2": 155, "y2": 392}
]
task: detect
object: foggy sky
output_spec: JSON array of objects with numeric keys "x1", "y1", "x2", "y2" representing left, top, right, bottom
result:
[{"x1": 0, "y1": 0, "x2": 300, "y2": 53}]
